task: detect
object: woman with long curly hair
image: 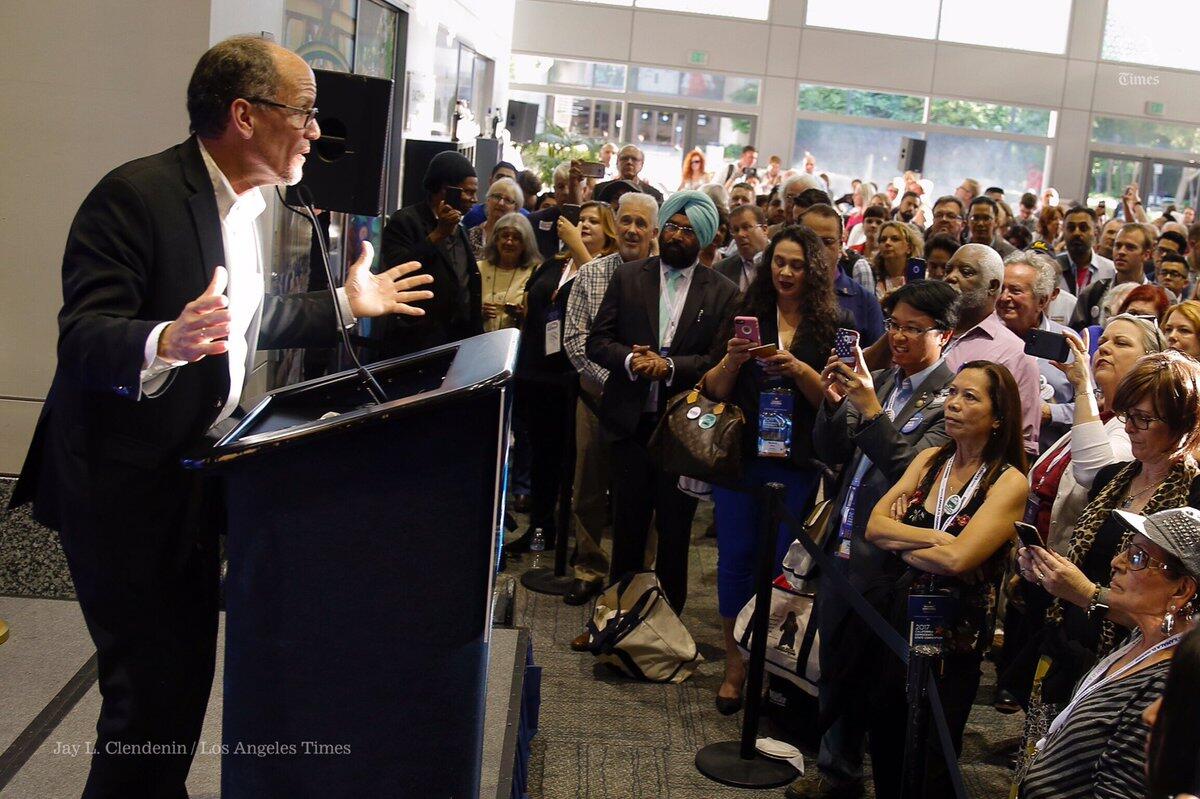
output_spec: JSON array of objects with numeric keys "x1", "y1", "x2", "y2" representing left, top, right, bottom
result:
[
  {"x1": 700, "y1": 225, "x2": 852, "y2": 713},
  {"x1": 678, "y1": 147, "x2": 711, "y2": 191}
]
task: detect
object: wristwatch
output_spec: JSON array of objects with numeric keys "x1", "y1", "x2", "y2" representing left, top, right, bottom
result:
[{"x1": 1087, "y1": 584, "x2": 1110, "y2": 619}]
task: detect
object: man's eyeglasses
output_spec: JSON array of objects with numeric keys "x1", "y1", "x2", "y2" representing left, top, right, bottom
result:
[
  {"x1": 247, "y1": 98, "x2": 318, "y2": 128},
  {"x1": 662, "y1": 221, "x2": 697, "y2": 241},
  {"x1": 884, "y1": 319, "x2": 941, "y2": 338},
  {"x1": 1115, "y1": 410, "x2": 1165, "y2": 430},
  {"x1": 1123, "y1": 543, "x2": 1177, "y2": 573}
]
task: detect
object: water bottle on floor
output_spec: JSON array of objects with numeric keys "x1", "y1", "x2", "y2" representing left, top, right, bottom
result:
[{"x1": 529, "y1": 527, "x2": 546, "y2": 570}]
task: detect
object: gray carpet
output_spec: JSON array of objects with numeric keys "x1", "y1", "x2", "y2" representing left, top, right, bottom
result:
[{"x1": 505, "y1": 501, "x2": 1026, "y2": 799}]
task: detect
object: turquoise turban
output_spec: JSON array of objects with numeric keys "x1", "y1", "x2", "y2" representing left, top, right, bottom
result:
[{"x1": 658, "y1": 190, "x2": 720, "y2": 248}]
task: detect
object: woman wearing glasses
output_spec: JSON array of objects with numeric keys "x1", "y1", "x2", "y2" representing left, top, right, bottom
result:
[
  {"x1": 467, "y1": 177, "x2": 524, "y2": 259},
  {"x1": 1013, "y1": 350, "x2": 1200, "y2": 784},
  {"x1": 995, "y1": 315, "x2": 1164, "y2": 711},
  {"x1": 1017, "y1": 506, "x2": 1199, "y2": 799}
]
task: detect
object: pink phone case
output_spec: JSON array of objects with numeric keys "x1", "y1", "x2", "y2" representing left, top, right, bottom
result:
[{"x1": 734, "y1": 316, "x2": 761, "y2": 345}]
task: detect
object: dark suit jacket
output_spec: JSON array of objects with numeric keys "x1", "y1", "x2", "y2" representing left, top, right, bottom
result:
[
  {"x1": 12, "y1": 137, "x2": 340, "y2": 531},
  {"x1": 1070, "y1": 277, "x2": 1113, "y2": 331},
  {"x1": 379, "y1": 202, "x2": 482, "y2": 357},
  {"x1": 586, "y1": 257, "x2": 738, "y2": 440},
  {"x1": 713, "y1": 254, "x2": 749, "y2": 290},
  {"x1": 811, "y1": 363, "x2": 954, "y2": 637}
]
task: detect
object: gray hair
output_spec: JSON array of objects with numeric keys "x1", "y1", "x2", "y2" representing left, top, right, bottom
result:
[
  {"x1": 1104, "y1": 312, "x2": 1167, "y2": 353},
  {"x1": 187, "y1": 35, "x2": 281, "y2": 138},
  {"x1": 486, "y1": 177, "x2": 524, "y2": 211},
  {"x1": 954, "y1": 242, "x2": 1004, "y2": 286},
  {"x1": 700, "y1": 183, "x2": 730, "y2": 213},
  {"x1": 481, "y1": 212, "x2": 540, "y2": 270},
  {"x1": 783, "y1": 173, "x2": 824, "y2": 197},
  {"x1": 552, "y1": 163, "x2": 571, "y2": 185},
  {"x1": 1004, "y1": 250, "x2": 1058, "y2": 301},
  {"x1": 1099, "y1": 283, "x2": 1138, "y2": 327},
  {"x1": 617, "y1": 191, "x2": 658, "y2": 223}
]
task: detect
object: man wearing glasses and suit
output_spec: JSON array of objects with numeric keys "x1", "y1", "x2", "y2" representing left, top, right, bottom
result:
[
  {"x1": 10, "y1": 36, "x2": 433, "y2": 798},
  {"x1": 789, "y1": 280, "x2": 959, "y2": 799}
]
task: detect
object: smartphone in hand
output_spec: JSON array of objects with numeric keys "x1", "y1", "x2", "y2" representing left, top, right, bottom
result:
[
  {"x1": 834, "y1": 328, "x2": 860, "y2": 365},
  {"x1": 905, "y1": 257, "x2": 926, "y2": 283},
  {"x1": 1024, "y1": 329, "x2": 1071, "y2": 363},
  {"x1": 734, "y1": 316, "x2": 761, "y2": 345},
  {"x1": 1014, "y1": 521, "x2": 1044, "y2": 549},
  {"x1": 561, "y1": 204, "x2": 581, "y2": 225},
  {"x1": 443, "y1": 186, "x2": 463, "y2": 209},
  {"x1": 580, "y1": 161, "x2": 605, "y2": 179}
]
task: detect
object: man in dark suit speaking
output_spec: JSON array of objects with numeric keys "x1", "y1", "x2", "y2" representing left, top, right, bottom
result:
[
  {"x1": 9, "y1": 36, "x2": 433, "y2": 798},
  {"x1": 587, "y1": 191, "x2": 739, "y2": 611}
]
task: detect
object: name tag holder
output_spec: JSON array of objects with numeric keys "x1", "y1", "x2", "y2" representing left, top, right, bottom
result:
[
  {"x1": 544, "y1": 308, "x2": 562, "y2": 356},
  {"x1": 756, "y1": 388, "x2": 794, "y2": 458}
]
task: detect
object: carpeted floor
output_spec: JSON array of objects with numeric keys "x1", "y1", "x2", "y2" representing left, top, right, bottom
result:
[{"x1": 504, "y1": 500, "x2": 1026, "y2": 799}]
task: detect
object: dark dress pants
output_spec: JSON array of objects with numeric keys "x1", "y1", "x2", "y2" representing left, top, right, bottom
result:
[
  {"x1": 865, "y1": 649, "x2": 982, "y2": 799},
  {"x1": 515, "y1": 377, "x2": 571, "y2": 541},
  {"x1": 607, "y1": 415, "x2": 699, "y2": 611},
  {"x1": 57, "y1": 461, "x2": 221, "y2": 799}
]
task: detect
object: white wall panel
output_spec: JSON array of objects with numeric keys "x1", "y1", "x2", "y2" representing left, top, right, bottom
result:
[
  {"x1": 932, "y1": 44, "x2": 1066, "y2": 107},
  {"x1": 629, "y1": 12, "x2": 768, "y2": 74},
  {"x1": 0, "y1": 401, "x2": 44, "y2": 476},
  {"x1": 1049, "y1": 108, "x2": 1093, "y2": 202},
  {"x1": 513, "y1": 0, "x2": 632, "y2": 61},
  {"x1": 766, "y1": 25, "x2": 801, "y2": 78},
  {"x1": 1062, "y1": 59, "x2": 1097, "y2": 110},
  {"x1": 759, "y1": 76, "x2": 799, "y2": 164},
  {"x1": 1067, "y1": 0, "x2": 1105, "y2": 61},
  {"x1": 798, "y1": 28, "x2": 936, "y2": 94},
  {"x1": 770, "y1": 0, "x2": 805, "y2": 27},
  {"x1": 1091, "y1": 63, "x2": 1200, "y2": 126}
]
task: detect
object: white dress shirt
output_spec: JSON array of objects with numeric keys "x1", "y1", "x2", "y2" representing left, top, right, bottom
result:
[{"x1": 139, "y1": 141, "x2": 352, "y2": 426}]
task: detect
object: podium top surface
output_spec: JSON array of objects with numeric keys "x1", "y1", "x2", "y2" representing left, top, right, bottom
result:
[{"x1": 183, "y1": 329, "x2": 518, "y2": 469}]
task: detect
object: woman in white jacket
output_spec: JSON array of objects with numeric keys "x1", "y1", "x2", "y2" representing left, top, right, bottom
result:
[{"x1": 995, "y1": 314, "x2": 1164, "y2": 711}]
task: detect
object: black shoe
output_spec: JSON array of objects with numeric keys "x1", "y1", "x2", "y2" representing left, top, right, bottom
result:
[
  {"x1": 715, "y1": 692, "x2": 743, "y2": 716},
  {"x1": 993, "y1": 688, "x2": 1022, "y2": 714},
  {"x1": 564, "y1": 578, "x2": 603, "y2": 606}
]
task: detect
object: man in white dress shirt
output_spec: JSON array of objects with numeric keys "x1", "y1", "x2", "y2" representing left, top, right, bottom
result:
[{"x1": 11, "y1": 36, "x2": 433, "y2": 798}]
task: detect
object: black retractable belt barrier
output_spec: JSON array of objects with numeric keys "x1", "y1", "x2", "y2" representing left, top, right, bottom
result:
[
  {"x1": 520, "y1": 375, "x2": 579, "y2": 595},
  {"x1": 773, "y1": 503, "x2": 969, "y2": 799},
  {"x1": 695, "y1": 483, "x2": 800, "y2": 788}
]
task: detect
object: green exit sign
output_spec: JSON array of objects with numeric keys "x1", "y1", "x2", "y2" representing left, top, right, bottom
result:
[
  {"x1": 1146, "y1": 101, "x2": 1165, "y2": 116},
  {"x1": 688, "y1": 50, "x2": 708, "y2": 66}
]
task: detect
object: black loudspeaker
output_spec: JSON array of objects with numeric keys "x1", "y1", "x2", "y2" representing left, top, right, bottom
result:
[
  {"x1": 506, "y1": 100, "x2": 538, "y2": 144},
  {"x1": 898, "y1": 137, "x2": 926, "y2": 173},
  {"x1": 289, "y1": 69, "x2": 393, "y2": 216}
]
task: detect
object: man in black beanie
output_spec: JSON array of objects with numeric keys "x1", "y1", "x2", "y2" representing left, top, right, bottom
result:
[{"x1": 380, "y1": 150, "x2": 483, "y2": 355}]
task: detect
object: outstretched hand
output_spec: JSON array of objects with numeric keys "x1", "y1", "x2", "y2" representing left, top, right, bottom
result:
[
  {"x1": 345, "y1": 242, "x2": 435, "y2": 318},
  {"x1": 158, "y1": 266, "x2": 231, "y2": 363}
]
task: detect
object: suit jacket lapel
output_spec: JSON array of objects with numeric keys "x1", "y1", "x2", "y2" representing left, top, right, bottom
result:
[
  {"x1": 641, "y1": 258, "x2": 661, "y2": 347},
  {"x1": 893, "y1": 363, "x2": 953, "y2": 430},
  {"x1": 671, "y1": 267, "x2": 709, "y2": 352},
  {"x1": 181, "y1": 137, "x2": 224, "y2": 288}
]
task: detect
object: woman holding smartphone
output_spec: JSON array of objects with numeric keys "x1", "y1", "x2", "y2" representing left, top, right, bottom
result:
[
  {"x1": 995, "y1": 315, "x2": 1165, "y2": 711},
  {"x1": 872, "y1": 221, "x2": 924, "y2": 302},
  {"x1": 863, "y1": 361, "x2": 1029, "y2": 797},
  {"x1": 699, "y1": 226, "x2": 852, "y2": 714}
]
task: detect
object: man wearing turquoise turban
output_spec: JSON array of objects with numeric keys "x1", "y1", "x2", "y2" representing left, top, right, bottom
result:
[{"x1": 584, "y1": 189, "x2": 741, "y2": 612}]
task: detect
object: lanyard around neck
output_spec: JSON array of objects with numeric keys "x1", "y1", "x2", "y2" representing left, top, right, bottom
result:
[{"x1": 934, "y1": 453, "x2": 987, "y2": 532}]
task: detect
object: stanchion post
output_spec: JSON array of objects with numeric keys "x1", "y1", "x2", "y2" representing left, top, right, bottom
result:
[
  {"x1": 695, "y1": 482, "x2": 798, "y2": 788},
  {"x1": 521, "y1": 378, "x2": 579, "y2": 595},
  {"x1": 900, "y1": 645, "x2": 937, "y2": 798}
]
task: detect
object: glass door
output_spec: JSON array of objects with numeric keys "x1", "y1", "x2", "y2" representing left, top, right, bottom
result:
[
  {"x1": 1087, "y1": 153, "x2": 1143, "y2": 215},
  {"x1": 629, "y1": 103, "x2": 758, "y2": 196},
  {"x1": 1147, "y1": 159, "x2": 1200, "y2": 216},
  {"x1": 629, "y1": 104, "x2": 689, "y2": 195}
]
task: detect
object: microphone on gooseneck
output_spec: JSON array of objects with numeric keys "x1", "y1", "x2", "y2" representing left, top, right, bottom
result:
[{"x1": 277, "y1": 185, "x2": 388, "y2": 405}]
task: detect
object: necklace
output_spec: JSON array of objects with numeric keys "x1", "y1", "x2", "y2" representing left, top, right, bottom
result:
[
  {"x1": 1121, "y1": 471, "x2": 1167, "y2": 509},
  {"x1": 488, "y1": 262, "x2": 521, "y2": 305}
]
